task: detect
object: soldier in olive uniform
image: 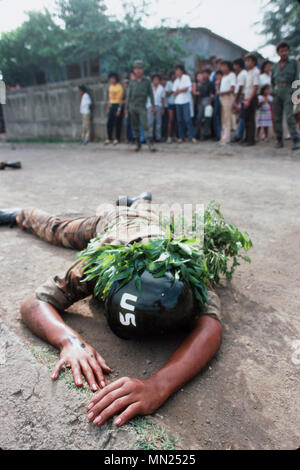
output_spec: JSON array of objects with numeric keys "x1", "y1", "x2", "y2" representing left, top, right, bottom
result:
[
  {"x1": 125, "y1": 60, "x2": 156, "y2": 152},
  {"x1": 272, "y1": 41, "x2": 300, "y2": 151}
]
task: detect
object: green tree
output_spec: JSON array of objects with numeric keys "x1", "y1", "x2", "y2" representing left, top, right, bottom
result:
[
  {"x1": 0, "y1": 9, "x2": 65, "y2": 85},
  {"x1": 259, "y1": 0, "x2": 300, "y2": 55},
  {"x1": 100, "y1": 1, "x2": 186, "y2": 74},
  {"x1": 55, "y1": 0, "x2": 112, "y2": 63}
]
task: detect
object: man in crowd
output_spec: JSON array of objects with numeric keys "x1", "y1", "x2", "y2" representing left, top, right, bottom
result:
[
  {"x1": 79, "y1": 85, "x2": 92, "y2": 145},
  {"x1": 125, "y1": 60, "x2": 156, "y2": 152},
  {"x1": 194, "y1": 67, "x2": 214, "y2": 141},
  {"x1": 147, "y1": 73, "x2": 165, "y2": 142},
  {"x1": 272, "y1": 41, "x2": 300, "y2": 150}
]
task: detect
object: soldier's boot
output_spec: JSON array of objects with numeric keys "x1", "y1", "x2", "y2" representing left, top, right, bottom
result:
[
  {"x1": 0, "y1": 161, "x2": 22, "y2": 169},
  {"x1": 292, "y1": 139, "x2": 300, "y2": 151},
  {"x1": 134, "y1": 138, "x2": 141, "y2": 152},
  {"x1": 147, "y1": 138, "x2": 157, "y2": 152},
  {"x1": 116, "y1": 192, "x2": 152, "y2": 207},
  {"x1": 275, "y1": 140, "x2": 284, "y2": 149},
  {"x1": 0, "y1": 209, "x2": 21, "y2": 226}
]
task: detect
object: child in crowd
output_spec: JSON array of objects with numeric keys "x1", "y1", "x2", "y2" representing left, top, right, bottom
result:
[{"x1": 256, "y1": 84, "x2": 273, "y2": 141}]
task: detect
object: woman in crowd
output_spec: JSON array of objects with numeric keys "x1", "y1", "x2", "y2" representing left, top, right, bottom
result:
[
  {"x1": 259, "y1": 60, "x2": 272, "y2": 89},
  {"x1": 218, "y1": 61, "x2": 236, "y2": 144},
  {"x1": 104, "y1": 73, "x2": 125, "y2": 146}
]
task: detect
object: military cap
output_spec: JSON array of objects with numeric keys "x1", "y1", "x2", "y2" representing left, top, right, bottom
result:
[{"x1": 133, "y1": 59, "x2": 144, "y2": 68}]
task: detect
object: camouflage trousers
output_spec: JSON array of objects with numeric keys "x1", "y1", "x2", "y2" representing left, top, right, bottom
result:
[{"x1": 16, "y1": 200, "x2": 162, "y2": 251}]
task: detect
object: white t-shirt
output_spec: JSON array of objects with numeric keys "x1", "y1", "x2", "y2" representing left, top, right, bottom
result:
[
  {"x1": 172, "y1": 74, "x2": 192, "y2": 105},
  {"x1": 220, "y1": 72, "x2": 236, "y2": 94},
  {"x1": 165, "y1": 80, "x2": 175, "y2": 106},
  {"x1": 80, "y1": 93, "x2": 92, "y2": 115},
  {"x1": 259, "y1": 73, "x2": 271, "y2": 90},
  {"x1": 244, "y1": 67, "x2": 260, "y2": 100},
  {"x1": 235, "y1": 69, "x2": 247, "y2": 95},
  {"x1": 147, "y1": 83, "x2": 165, "y2": 108}
]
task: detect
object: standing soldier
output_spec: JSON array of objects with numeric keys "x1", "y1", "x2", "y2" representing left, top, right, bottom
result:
[
  {"x1": 272, "y1": 41, "x2": 300, "y2": 150},
  {"x1": 125, "y1": 60, "x2": 156, "y2": 152}
]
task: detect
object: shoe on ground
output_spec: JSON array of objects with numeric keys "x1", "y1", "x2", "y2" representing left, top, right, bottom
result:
[
  {"x1": 292, "y1": 140, "x2": 300, "y2": 151},
  {"x1": 116, "y1": 192, "x2": 152, "y2": 207},
  {"x1": 0, "y1": 208, "x2": 21, "y2": 226},
  {"x1": 113, "y1": 140, "x2": 119, "y2": 145},
  {"x1": 177, "y1": 139, "x2": 184, "y2": 143},
  {"x1": 147, "y1": 139, "x2": 157, "y2": 152},
  {"x1": 275, "y1": 140, "x2": 284, "y2": 149},
  {"x1": 2, "y1": 161, "x2": 22, "y2": 169},
  {"x1": 104, "y1": 140, "x2": 112, "y2": 145},
  {"x1": 191, "y1": 138, "x2": 198, "y2": 144},
  {"x1": 167, "y1": 137, "x2": 172, "y2": 144}
]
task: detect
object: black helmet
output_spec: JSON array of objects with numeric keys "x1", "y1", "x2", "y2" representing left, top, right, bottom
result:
[{"x1": 104, "y1": 270, "x2": 195, "y2": 339}]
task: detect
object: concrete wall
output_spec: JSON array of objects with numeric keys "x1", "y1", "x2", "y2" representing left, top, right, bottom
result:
[{"x1": 3, "y1": 77, "x2": 108, "y2": 141}]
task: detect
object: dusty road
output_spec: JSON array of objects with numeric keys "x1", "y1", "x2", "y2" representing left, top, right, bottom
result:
[{"x1": 0, "y1": 140, "x2": 299, "y2": 450}]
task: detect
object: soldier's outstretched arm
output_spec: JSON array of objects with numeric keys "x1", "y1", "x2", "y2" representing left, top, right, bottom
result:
[
  {"x1": 86, "y1": 314, "x2": 222, "y2": 427},
  {"x1": 20, "y1": 294, "x2": 112, "y2": 392}
]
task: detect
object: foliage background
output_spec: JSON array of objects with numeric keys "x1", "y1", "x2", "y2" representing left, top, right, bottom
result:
[{"x1": 0, "y1": 0, "x2": 186, "y2": 85}]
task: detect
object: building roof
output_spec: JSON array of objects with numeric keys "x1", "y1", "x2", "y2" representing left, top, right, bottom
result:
[{"x1": 169, "y1": 27, "x2": 248, "y2": 55}]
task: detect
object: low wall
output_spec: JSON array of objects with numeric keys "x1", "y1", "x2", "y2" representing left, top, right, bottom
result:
[{"x1": 3, "y1": 78, "x2": 109, "y2": 141}]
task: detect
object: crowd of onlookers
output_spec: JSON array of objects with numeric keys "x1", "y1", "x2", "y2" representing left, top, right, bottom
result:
[{"x1": 79, "y1": 40, "x2": 300, "y2": 150}]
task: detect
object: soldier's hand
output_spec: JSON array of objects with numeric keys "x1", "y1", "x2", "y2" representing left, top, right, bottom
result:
[
  {"x1": 87, "y1": 376, "x2": 167, "y2": 427},
  {"x1": 152, "y1": 106, "x2": 156, "y2": 115},
  {"x1": 125, "y1": 109, "x2": 129, "y2": 117},
  {"x1": 51, "y1": 338, "x2": 112, "y2": 392}
]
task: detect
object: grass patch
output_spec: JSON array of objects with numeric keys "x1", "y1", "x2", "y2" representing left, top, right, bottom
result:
[
  {"x1": 29, "y1": 344, "x2": 92, "y2": 397},
  {"x1": 6, "y1": 136, "x2": 79, "y2": 144},
  {"x1": 125, "y1": 417, "x2": 179, "y2": 450}
]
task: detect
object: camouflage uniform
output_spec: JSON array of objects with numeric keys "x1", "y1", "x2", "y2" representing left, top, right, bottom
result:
[{"x1": 16, "y1": 200, "x2": 221, "y2": 321}]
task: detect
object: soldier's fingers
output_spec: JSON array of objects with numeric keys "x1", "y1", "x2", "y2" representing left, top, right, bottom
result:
[
  {"x1": 88, "y1": 356, "x2": 106, "y2": 389},
  {"x1": 79, "y1": 359, "x2": 98, "y2": 392},
  {"x1": 95, "y1": 352, "x2": 112, "y2": 374},
  {"x1": 51, "y1": 359, "x2": 65, "y2": 380},
  {"x1": 70, "y1": 360, "x2": 83, "y2": 387},
  {"x1": 88, "y1": 386, "x2": 131, "y2": 421},
  {"x1": 113, "y1": 403, "x2": 141, "y2": 427},
  {"x1": 87, "y1": 378, "x2": 127, "y2": 409},
  {"x1": 92, "y1": 396, "x2": 135, "y2": 426}
]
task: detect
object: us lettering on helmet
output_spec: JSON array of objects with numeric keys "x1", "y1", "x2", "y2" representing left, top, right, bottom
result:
[{"x1": 119, "y1": 293, "x2": 138, "y2": 327}]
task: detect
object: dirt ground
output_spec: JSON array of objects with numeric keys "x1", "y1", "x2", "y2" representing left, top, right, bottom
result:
[{"x1": 0, "y1": 139, "x2": 299, "y2": 450}]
